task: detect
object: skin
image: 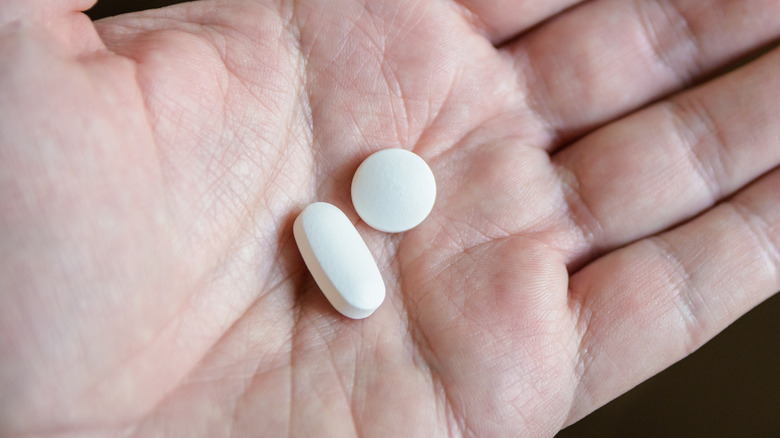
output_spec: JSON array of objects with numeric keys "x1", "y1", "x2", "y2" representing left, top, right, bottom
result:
[{"x1": 1, "y1": 0, "x2": 779, "y2": 436}]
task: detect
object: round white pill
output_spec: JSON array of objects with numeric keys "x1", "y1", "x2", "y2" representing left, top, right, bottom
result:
[
  {"x1": 294, "y1": 202, "x2": 385, "y2": 319},
  {"x1": 351, "y1": 149, "x2": 436, "y2": 233}
]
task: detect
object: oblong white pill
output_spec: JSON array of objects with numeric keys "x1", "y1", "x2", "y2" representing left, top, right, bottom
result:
[
  {"x1": 293, "y1": 202, "x2": 385, "y2": 319},
  {"x1": 351, "y1": 149, "x2": 436, "y2": 233}
]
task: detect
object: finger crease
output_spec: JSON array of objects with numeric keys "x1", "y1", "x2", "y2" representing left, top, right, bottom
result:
[
  {"x1": 649, "y1": 236, "x2": 703, "y2": 355},
  {"x1": 568, "y1": 289, "x2": 599, "y2": 422},
  {"x1": 665, "y1": 99, "x2": 730, "y2": 203},
  {"x1": 634, "y1": 0, "x2": 702, "y2": 86},
  {"x1": 729, "y1": 199, "x2": 780, "y2": 288},
  {"x1": 553, "y1": 162, "x2": 605, "y2": 266},
  {"x1": 446, "y1": 0, "x2": 492, "y2": 42},
  {"x1": 511, "y1": 47, "x2": 561, "y2": 147}
]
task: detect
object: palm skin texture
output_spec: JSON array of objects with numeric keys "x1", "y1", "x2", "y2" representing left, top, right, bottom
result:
[{"x1": 1, "y1": 0, "x2": 779, "y2": 436}]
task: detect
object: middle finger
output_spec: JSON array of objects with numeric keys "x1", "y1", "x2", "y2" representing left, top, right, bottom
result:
[{"x1": 553, "y1": 46, "x2": 780, "y2": 265}]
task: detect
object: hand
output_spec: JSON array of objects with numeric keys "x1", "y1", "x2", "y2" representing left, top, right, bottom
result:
[{"x1": 2, "y1": 0, "x2": 778, "y2": 436}]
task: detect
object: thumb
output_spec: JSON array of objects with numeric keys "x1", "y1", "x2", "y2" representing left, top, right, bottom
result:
[{"x1": 1, "y1": 0, "x2": 103, "y2": 54}]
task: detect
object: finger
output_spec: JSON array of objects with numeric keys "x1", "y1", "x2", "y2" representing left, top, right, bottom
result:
[
  {"x1": 566, "y1": 167, "x2": 780, "y2": 425},
  {"x1": 553, "y1": 46, "x2": 780, "y2": 264},
  {"x1": 450, "y1": 0, "x2": 585, "y2": 44},
  {"x1": 507, "y1": 0, "x2": 780, "y2": 148},
  {"x1": 0, "y1": 0, "x2": 101, "y2": 53},
  {"x1": 1, "y1": 0, "x2": 95, "y2": 19}
]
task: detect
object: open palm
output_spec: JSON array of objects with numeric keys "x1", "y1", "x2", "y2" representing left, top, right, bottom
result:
[{"x1": 2, "y1": 0, "x2": 779, "y2": 436}]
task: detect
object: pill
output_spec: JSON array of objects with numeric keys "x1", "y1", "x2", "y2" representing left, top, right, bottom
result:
[
  {"x1": 293, "y1": 202, "x2": 386, "y2": 319},
  {"x1": 351, "y1": 149, "x2": 437, "y2": 233}
]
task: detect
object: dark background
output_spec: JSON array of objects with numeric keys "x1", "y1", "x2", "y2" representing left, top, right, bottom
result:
[{"x1": 87, "y1": 2, "x2": 780, "y2": 436}]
